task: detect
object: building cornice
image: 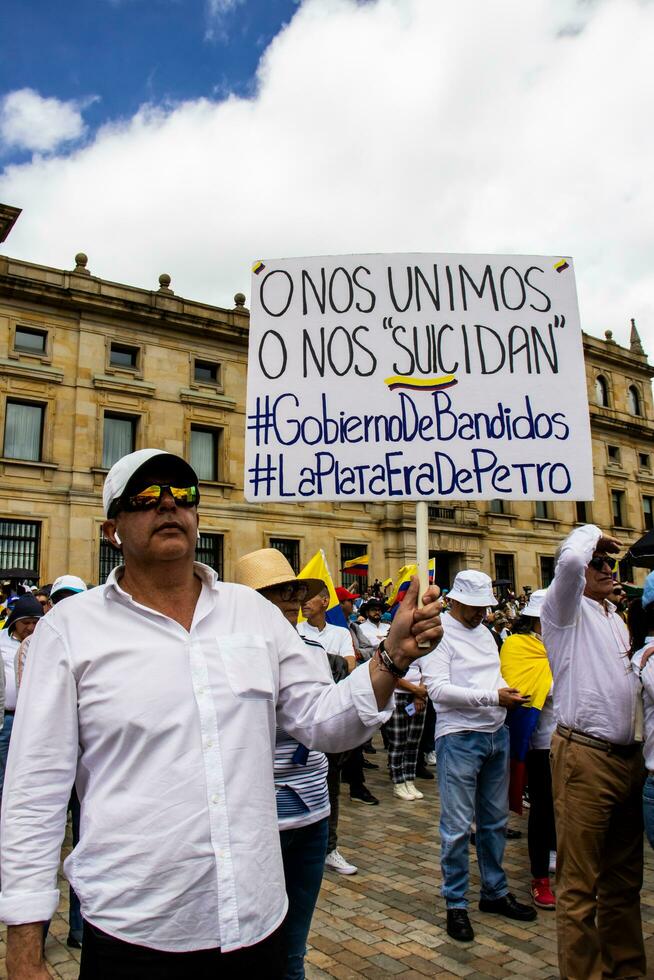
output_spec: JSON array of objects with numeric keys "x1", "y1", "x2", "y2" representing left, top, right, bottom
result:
[
  {"x1": 583, "y1": 332, "x2": 654, "y2": 378},
  {"x1": 0, "y1": 357, "x2": 64, "y2": 385},
  {"x1": 0, "y1": 256, "x2": 250, "y2": 348},
  {"x1": 589, "y1": 405, "x2": 654, "y2": 439},
  {"x1": 0, "y1": 205, "x2": 21, "y2": 244}
]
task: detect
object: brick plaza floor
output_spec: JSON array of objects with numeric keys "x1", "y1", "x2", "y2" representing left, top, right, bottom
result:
[{"x1": 3, "y1": 735, "x2": 654, "y2": 978}]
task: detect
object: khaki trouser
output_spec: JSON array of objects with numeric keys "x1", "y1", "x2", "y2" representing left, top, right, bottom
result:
[{"x1": 550, "y1": 732, "x2": 646, "y2": 980}]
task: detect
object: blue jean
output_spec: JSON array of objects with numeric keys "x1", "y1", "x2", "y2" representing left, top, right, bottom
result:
[
  {"x1": 436, "y1": 727, "x2": 509, "y2": 908},
  {"x1": 643, "y1": 773, "x2": 654, "y2": 849},
  {"x1": 0, "y1": 711, "x2": 14, "y2": 800},
  {"x1": 279, "y1": 817, "x2": 329, "y2": 980}
]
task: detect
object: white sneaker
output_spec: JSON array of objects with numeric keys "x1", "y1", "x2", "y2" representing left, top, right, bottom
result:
[
  {"x1": 549, "y1": 850, "x2": 557, "y2": 875},
  {"x1": 424, "y1": 751, "x2": 436, "y2": 766},
  {"x1": 324, "y1": 848, "x2": 358, "y2": 875},
  {"x1": 405, "y1": 781, "x2": 424, "y2": 799},
  {"x1": 393, "y1": 782, "x2": 415, "y2": 801}
]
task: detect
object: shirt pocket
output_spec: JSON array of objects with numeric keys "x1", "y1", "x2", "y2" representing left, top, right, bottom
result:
[{"x1": 217, "y1": 634, "x2": 275, "y2": 700}]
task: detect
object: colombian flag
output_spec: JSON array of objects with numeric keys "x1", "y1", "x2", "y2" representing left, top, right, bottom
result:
[
  {"x1": 297, "y1": 550, "x2": 348, "y2": 628},
  {"x1": 388, "y1": 565, "x2": 418, "y2": 609},
  {"x1": 342, "y1": 553, "x2": 369, "y2": 576},
  {"x1": 388, "y1": 560, "x2": 435, "y2": 608},
  {"x1": 500, "y1": 633, "x2": 553, "y2": 814}
]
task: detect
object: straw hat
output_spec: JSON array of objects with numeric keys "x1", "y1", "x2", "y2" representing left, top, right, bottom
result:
[{"x1": 234, "y1": 548, "x2": 325, "y2": 599}]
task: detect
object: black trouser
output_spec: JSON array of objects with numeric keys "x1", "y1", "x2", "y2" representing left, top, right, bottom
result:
[
  {"x1": 326, "y1": 754, "x2": 344, "y2": 852},
  {"x1": 418, "y1": 699, "x2": 436, "y2": 758},
  {"x1": 526, "y1": 747, "x2": 557, "y2": 878},
  {"x1": 341, "y1": 746, "x2": 366, "y2": 792},
  {"x1": 80, "y1": 921, "x2": 286, "y2": 979}
]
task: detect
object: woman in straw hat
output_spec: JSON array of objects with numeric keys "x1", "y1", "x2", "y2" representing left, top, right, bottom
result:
[{"x1": 234, "y1": 548, "x2": 337, "y2": 980}]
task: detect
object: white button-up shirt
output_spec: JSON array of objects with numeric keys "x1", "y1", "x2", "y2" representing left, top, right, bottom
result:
[
  {"x1": 421, "y1": 612, "x2": 507, "y2": 738},
  {"x1": 357, "y1": 618, "x2": 390, "y2": 650},
  {"x1": 296, "y1": 620, "x2": 355, "y2": 658},
  {"x1": 542, "y1": 524, "x2": 637, "y2": 745},
  {"x1": 0, "y1": 632, "x2": 17, "y2": 711},
  {"x1": 633, "y1": 637, "x2": 654, "y2": 770},
  {"x1": 0, "y1": 564, "x2": 391, "y2": 952}
]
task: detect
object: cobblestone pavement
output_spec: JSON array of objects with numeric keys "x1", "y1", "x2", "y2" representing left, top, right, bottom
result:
[{"x1": 3, "y1": 738, "x2": 654, "y2": 978}]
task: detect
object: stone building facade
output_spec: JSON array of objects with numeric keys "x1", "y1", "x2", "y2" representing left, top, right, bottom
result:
[{"x1": 0, "y1": 215, "x2": 652, "y2": 590}]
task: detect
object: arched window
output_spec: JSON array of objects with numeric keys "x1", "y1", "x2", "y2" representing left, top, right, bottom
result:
[
  {"x1": 595, "y1": 375, "x2": 609, "y2": 407},
  {"x1": 628, "y1": 385, "x2": 641, "y2": 416}
]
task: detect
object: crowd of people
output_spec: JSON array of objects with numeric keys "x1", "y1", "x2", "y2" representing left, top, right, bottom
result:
[{"x1": 0, "y1": 446, "x2": 653, "y2": 980}]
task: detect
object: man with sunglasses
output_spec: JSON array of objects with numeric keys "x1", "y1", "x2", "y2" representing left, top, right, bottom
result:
[
  {"x1": 0, "y1": 448, "x2": 443, "y2": 980},
  {"x1": 542, "y1": 524, "x2": 645, "y2": 980}
]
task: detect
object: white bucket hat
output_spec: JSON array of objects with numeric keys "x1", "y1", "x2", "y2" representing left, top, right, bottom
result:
[
  {"x1": 522, "y1": 588, "x2": 547, "y2": 618},
  {"x1": 448, "y1": 570, "x2": 497, "y2": 607}
]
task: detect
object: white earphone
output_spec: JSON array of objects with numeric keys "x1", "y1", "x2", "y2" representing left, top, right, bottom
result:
[{"x1": 114, "y1": 532, "x2": 122, "y2": 546}]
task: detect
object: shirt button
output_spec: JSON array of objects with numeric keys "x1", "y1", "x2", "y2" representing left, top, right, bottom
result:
[
  {"x1": 211, "y1": 794, "x2": 219, "y2": 805},
  {"x1": 205, "y1": 738, "x2": 213, "y2": 748},
  {"x1": 197, "y1": 687, "x2": 206, "y2": 696}
]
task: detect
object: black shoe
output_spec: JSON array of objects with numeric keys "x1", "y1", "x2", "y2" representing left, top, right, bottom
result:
[
  {"x1": 478, "y1": 892, "x2": 537, "y2": 922},
  {"x1": 446, "y1": 908, "x2": 474, "y2": 942},
  {"x1": 415, "y1": 766, "x2": 434, "y2": 780},
  {"x1": 363, "y1": 744, "x2": 377, "y2": 754},
  {"x1": 66, "y1": 932, "x2": 82, "y2": 949},
  {"x1": 350, "y1": 785, "x2": 379, "y2": 806},
  {"x1": 361, "y1": 758, "x2": 379, "y2": 770}
]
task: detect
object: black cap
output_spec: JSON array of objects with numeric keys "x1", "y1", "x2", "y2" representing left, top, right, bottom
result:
[{"x1": 4, "y1": 594, "x2": 44, "y2": 635}]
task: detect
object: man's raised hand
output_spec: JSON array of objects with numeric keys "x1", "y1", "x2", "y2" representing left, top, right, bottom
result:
[{"x1": 386, "y1": 576, "x2": 443, "y2": 668}]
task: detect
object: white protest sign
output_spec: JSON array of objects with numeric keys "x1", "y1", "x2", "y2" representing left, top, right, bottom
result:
[{"x1": 245, "y1": 253, "x2": 593, "y2": 502}]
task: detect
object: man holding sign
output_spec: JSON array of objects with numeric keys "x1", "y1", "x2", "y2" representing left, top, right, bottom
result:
[{"x1": 0, "y1": 448, "x2": 443, "y2": 979}]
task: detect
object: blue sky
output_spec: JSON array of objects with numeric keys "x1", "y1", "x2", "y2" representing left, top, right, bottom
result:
[
  {"x1": 0, "y1": 0, "x2": 299, "y2": 164},
  {"x1": 0, "y1": 0, "x2": 652, "y2": 348}
]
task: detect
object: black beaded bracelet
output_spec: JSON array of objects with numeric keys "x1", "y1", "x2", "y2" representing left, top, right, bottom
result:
[{"x1": 377, "y1": 640, "x2": 410, "y2": 678}]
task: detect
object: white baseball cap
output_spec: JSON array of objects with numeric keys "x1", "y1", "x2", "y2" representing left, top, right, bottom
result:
[
  {"x1": 448, "y1": 570, "x2": 498, "y2": 607},
  {"x1": 522, "y1": 588, "x2": 547, "y2": 618},
  {"x1": 103, "y1": 449, "x2": 198, "y2": 518},
  {"x1": 50, "y1": 575, "x2": 87, "y2": 600}
]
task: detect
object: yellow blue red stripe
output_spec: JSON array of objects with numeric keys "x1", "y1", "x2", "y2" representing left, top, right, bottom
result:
[{"x1": 384, "y1": 374, "x2": 457, "y2": 393}]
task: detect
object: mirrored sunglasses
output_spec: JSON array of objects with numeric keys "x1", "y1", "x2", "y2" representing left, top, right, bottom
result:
[{"x1": 124, "y1": 484, "x2": 199, "y2": 511}]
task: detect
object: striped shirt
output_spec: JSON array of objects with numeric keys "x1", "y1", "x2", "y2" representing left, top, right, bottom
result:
[{"x1": 275, "y1": 636, "x2": 330, "y2": 829}]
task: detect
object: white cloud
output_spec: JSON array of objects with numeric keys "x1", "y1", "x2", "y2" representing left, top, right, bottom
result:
[
  {"x1": 1, "y1": 0, "x2": 653, "y2": 351},
  {"x1": 0, "y1": 89, "x2": 95, "y2": 154},
  {"x1": 205, "y1": 0, "x2": 245, "y2": 41}
]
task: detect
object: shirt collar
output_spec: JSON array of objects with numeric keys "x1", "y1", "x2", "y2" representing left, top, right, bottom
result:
[{"x1": 105, "y1": 562, "x2": 220, "y2": 602}]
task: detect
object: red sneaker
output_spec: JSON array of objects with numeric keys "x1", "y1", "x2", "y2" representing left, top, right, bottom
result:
[{"x1": 531, "y1": 877, "x2": 556, "y2": 909}]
